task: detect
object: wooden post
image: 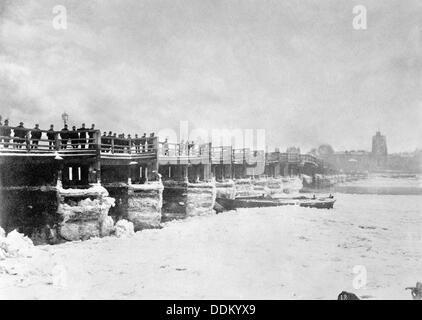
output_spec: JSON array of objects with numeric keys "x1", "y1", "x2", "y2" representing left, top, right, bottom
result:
[{"x1": 93, "y1": 130, "x2": 101, "y2": 183}]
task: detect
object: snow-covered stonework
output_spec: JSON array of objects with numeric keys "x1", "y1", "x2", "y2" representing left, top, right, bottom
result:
[
  {"x1": 215, "y1": 180, "x2": 236, "y2": 199},
  {"x1": 56, "y1": 183, "x2": 115, "y2": 241},
  {"x1": 162, "y1": 180, "x2": 217, "y2": 221},
  {"x1": 233, "y1": 177, "x2": 303, "y2": 198},
  {"x1": 0, "y1": 229, "x2": 34, "y2": 260},
  {"x1": 127, "y1": 181, "x2": 164, "y2": 231}
]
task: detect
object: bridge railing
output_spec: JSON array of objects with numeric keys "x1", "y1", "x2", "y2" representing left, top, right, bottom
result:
[
  {"x1": 0, "y1": 126, "x2": 100, "y2": 153},
  {"x1": 100, "y1": 136, "x2": 158, "y2": 155},
  {"x1": 300, "y1": 154, "x2": 318, "y2": 165},
  {"x1": 211, "y1": 146, "x2": 233, "y2": 164},
  {"x1": 158, "y1": 142, "x2": 210, "y2": 159}
]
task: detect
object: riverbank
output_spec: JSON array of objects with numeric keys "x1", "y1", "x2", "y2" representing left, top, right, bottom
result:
[{"x1": 1, "y1": 192, "x2": 420, "y2": 299}]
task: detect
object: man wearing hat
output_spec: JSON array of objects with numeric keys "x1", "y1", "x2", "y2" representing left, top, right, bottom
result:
[
  {"x1": 2, "y1": 119, "x2": 11, "y2": 148},
  {"x1": 88, "y1": 124, "x2": 95, "y2": 149},
  {"x1": 70, "y1": 126, "x2": 79, "y2": 149},
  {"x1": 14, "y1": 122, "x2": 27, "y2": 149},
  {"x1": 60, "y1": 124, "x2": 69, "y2": 149},
  {"x1": 140, "y1": 133, "x2": 147, "y2": 153},
  {"x1": 47, "y1": 124, "x2": 55, "y2": 150},
  {"x1": 78, "y1": 123, "x2": 87, "y2": 149},
  {"x1": 30, "y1": 124, "x2": 42, "y2": 149}
]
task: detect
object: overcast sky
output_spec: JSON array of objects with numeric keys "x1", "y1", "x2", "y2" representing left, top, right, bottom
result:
[{"x1": 0, "y1": 0, "x2": 421, "y2": 152}]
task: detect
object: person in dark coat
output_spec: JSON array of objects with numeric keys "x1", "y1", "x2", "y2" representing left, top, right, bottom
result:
[
  {"x1": 78, "y1": 123, "x2": 87, "y2": 149},
  {"x1": 70, "y1": 126, "x2": 79, "y2": 149},
  {"x1": 47, "y1": 124, "x2": 55, "y2": 150},
  {"x1": 119, "y1": 133, "x2": 126, "y2": 153},
  {"x1": 147, "y1": 133, "x2": 155, "y2": 152},
  {"x1": 14, "y1": 122, "x2": 27, "y2": 149},
  {"x1": 126, "y1": 134, "x2": 132, "y2": 153},
  {"x1": 112, "y1": 133, "x2": 117, "y2": 153},
  {"x1": 30, "y1": 124, "x2": 42, "y2": 149},
  {"x1": 188, "y1": 140, "x2": 195, "y2": 155},
  {"x1": 60, "y1": 124, "x2": 69, "y2": 149},
  {"x1": 164, "y1": 138, "x2": 170, "y2": 156},
  {"x1": 88, "y1": 124, "x2": 95, "y2": 149},
  {"x1": 107, "y1": 131, "x2": 113, "y2": 152},
  {"x1": 101, "y1": 131, "x2": 107, "y2": 152},
  {"x1": 140, "y1": 133, "x2": 147, "y2": 153},
  {"x1": 2, "y1": 119, "x2": 11, "y2": 148},
  {"x1": 133, "y1": 134, "x2": 140, "y2": 153}
]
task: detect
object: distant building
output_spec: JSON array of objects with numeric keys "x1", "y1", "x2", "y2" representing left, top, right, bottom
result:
[
  {"x1": 319, "y1": 131, "x2": 421, "y2": 173},
  {"x1": 372, "y1": 131, "x2": 387, "y2": 156},
  {"x1": 371, "y1": 131, "x2": 388, "y2": 167}
]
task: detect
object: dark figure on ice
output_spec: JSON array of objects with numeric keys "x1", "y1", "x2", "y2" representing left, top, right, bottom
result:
[
  {"x1": 60, "y1": 124, "x2": 69, "y2": 149},
  {"x1": 1, "y1": 119, "x2": 11, "y2": 148},
  {"x1": 70, "y1": 126, "x2": 79, "y2": 149},
  {"x1": 406, "y1": 282, "x2": 422, "y2": 300},
  {"x1": 337, "y1": 291, "x2": 360, "y2": 300},
  {"x1": 88, "y1": 123, "x2": 95, "y2": 149},
  {"x1": 30, "y1": 124, "x2": 42, "y2": 149},
  {"x1": 47, "y1": 124, "x2": 55, "y2": 150},
  {"x1": 78, "y1": 123, "x2": 87, "y2": 149}
]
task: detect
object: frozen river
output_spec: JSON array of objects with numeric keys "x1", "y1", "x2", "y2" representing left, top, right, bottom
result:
[{"x1": 1, "y1": 176, "x2": 421, "y2": 299}]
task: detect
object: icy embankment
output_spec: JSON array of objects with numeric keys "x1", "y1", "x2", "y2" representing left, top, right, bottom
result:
[
  {"x1": 0, "y1": 228, "x2": 35, "y2": 260},
  {"x1": 57, "y1": 183, "x2": 116, "y2": 241},
  {"x1": 127, "y1": 181, "x2": 164, "y2": 230}
]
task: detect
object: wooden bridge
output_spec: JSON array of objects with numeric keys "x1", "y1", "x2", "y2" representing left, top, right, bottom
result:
[{"x1": 0, "y1": 125, "x2": 325, "y2": 186}]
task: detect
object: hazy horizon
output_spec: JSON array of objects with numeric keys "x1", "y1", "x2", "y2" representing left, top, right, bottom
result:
[{"x1": 0, "y1": 0, "x2": 421, "y2": 153}]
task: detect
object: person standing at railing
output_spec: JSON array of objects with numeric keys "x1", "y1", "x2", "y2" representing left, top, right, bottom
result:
[
  {"x1": 78, "y1": 123, "x2": 87, "y2": 149},
  {"x1": 101, "y1": 132, "x2": 108, "y2": 152},
  {"x1": 111, "y1": 133, "x2": 117, "y2": 153},
  {"x1": 88, "y1": 124, "x2": 95, "y2": 149},
  {"x1": 2, "y1": 119, "x2": 11, "y2": 148},
  {"x1": 120, "y1": 133, "x2": 126, "y2": 153},
  {"x1": 133, "y1": 134, "x2": 140, "y2": 153},
  {"x1": 30, "y1": 124, "x2": 42, "y2": 149},
  {"x1": 47, "y1": 125, "x2": 55, "y2": 150},
  {"x1": 188, "y1": 140, "x2": 195, "y2": 155},
  {"x1": 70, "y1": 126, "x2": 79, "y2": 149},
  {"x1": 127, "y1": 134, "x2": 132, "y2": 153},
  {"x1": 60, "y1": 124, "x2": 70, "y2": 149},
  {"x1": 116, "y1": 133, "x2": 123, "y2": 153},
  {"x1": 14, "y1": 122, "x2": 27, "y2": 149},
  {"x1": 107, "y1": 131, "x2": 113, "y2": 152},
  {"x1": 179, "y1": 139, "x2": 185, "y2": 155},
  {"x1": 163, "y1": 138, "x2": 169, "y2": 156},
  {"x1": 140, "y1": 133, "x2": 147, "y2": 153},
  {"x1": 147, "y1": 133, "x2": 155, "y2": 152}
]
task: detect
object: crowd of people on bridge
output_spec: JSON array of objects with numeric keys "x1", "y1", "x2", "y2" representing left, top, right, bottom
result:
[
  {"x1": 100, "y1": 132, "x2": 156, "y2": 153},
  {"x1": 0, "y1": 117, "x2": 157, "y2": 153},
  {"x1": 0, "y1": 118, "x2": 98, "y2": 150}
]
